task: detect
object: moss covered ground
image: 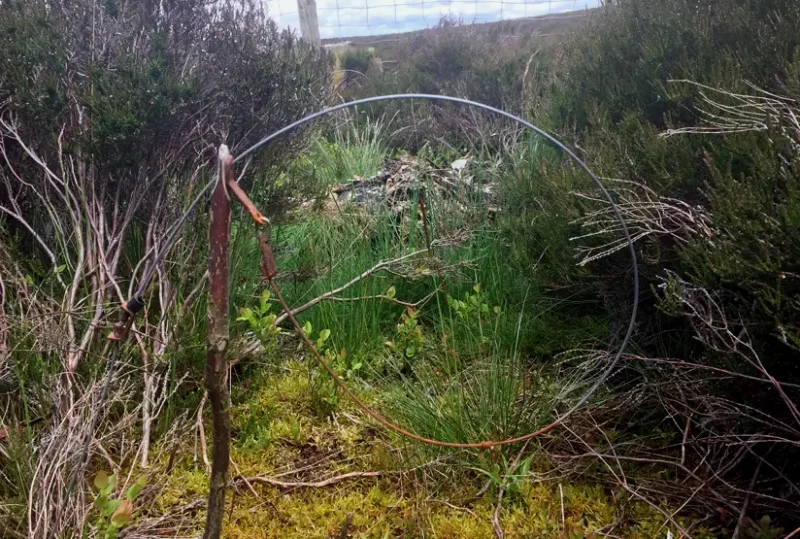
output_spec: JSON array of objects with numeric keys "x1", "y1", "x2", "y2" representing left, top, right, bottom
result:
[{"x1": 149, "y1": 363, "x2": 707, "y2": 538}]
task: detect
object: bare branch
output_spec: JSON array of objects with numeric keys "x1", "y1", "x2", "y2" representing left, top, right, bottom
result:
[
  {"x1": 570, "y1": 179, "x2": 714, "y2": 266},
  {"x1": 273, "y1": 249, "x2": 428, "y2": 326}
]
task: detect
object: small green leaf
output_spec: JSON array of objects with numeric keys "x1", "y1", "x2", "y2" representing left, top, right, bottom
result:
[
  {"x1": 94, "y1": 471, "x2": 110, "y2": 490},
  {"x1": 103, "y1": 498, "x2": 122, "y2": 517},
  {"x1": 236, "y1": 307, "x2": 254, "y2": 322},
  {"x1": 318, "y1": 329, "x2": 331, "y2": 343},
  {"x1": 101, "y1": 474, "x2": 118, "y2": 496},
  {"x1": 55, "y1": 264, "x2": 67, "y2": 274},
  {"x1": 94, "y1": 493, "x2": 108, "y2": 509},
  {"x1": 473, "y1": 284, "x2": 481, "y2": 294},
  {"x1": 125, "y1": 476, "x2": 147, "y2": 500},
  {"x1": 467, "y1": 466, "x2": 502, "y2": 486},
  {"x1": 260, "y1": 290, "x2": 272, "y2": 312},
  {"x1": 493, "y1": 306, "x2": 501, "y2": 315},
  {"x1": 386, "y1": 286, "x2": 396, "y2": 299},
  {"x1": 302, "y1": 321, "x2": 312, "y2": 335},
  {"x1": 405, "y1": 345, "x2": 416, "y2": 358}
]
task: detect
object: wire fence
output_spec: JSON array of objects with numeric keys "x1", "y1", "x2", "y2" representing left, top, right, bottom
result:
[{"x1": 263, "y1": 0, "x2": 601, "y2": 39}]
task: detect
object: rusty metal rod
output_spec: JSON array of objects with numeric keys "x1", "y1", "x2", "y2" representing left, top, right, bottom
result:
[{"x1": 203, "y1": 146, "x2": 233, "y2": 539}]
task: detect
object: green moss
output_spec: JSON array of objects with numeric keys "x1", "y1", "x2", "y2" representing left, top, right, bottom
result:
[{"x1": 151, "y1": 369, "x2": 710, "y2": 538}]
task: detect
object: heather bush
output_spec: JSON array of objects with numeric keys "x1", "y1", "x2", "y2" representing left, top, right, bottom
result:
[
  {"x1": 515, "y1": 0, "x2": 800, "y2": 526},
  {"x1": 0, "y1": 1, "x2": 331, "y2": 534}
]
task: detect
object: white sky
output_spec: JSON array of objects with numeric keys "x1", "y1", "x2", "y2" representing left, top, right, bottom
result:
[{"x1": 263, "y1": 0, "x2": 601, "y2": 39}]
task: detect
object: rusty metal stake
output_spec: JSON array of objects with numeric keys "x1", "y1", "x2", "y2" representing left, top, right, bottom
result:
[
  {"x1": 203, "y1": 145, "x2": 268, "y2": 539},
  {"x1": 203, "y1": 145, "x2": 233, "y2": 539}
]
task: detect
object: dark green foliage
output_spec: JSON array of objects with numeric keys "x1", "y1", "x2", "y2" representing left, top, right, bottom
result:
[
  {"x1": 548, "y1": 0, "x2": 800, "y2": 133},
  {"x1": 337, "y1": 18, "x2": 561, "y2": 150},
  {"x1": 542, "y1": 0, "x2": 800, "y2": 370},
  {"x1": 0, "y1": 0, "x2": 332, "y2": 327},
  {"x1": 679, "y1": 130, "x2": 800, "y2": 352},
  {"x1": 520, "y1": 0, "x2": 800, "y2": 525},
  {"x1": 0, "y1": 0, "x2": 332, "y2": 200},
  {"x1": 340, "y1": 48, "x2": 376, "y2": 74}
]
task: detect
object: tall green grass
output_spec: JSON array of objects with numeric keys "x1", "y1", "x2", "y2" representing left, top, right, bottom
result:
[
  {"x1": 313, "y1": 118, "x2": 388, "y2": 186},
  {"x1": 229, "y1": 121, "x2": 610, "y2": 451}
]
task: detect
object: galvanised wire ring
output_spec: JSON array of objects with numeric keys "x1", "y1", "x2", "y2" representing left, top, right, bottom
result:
[{"x1": 155, "y1": 94, "x2": 639, "y2": 448}]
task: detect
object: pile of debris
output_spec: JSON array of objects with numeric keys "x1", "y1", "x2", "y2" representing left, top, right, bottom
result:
[{"x1": 330, "y1": 155, "x2": 496, "y2": 214}]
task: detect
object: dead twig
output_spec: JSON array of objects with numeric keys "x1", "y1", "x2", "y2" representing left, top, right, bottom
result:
[
  {"x1": 731, "y1": 460, "x2": 762, "y2": 539},
  {"x1": 570, "y1": 178, "x2": 714, "y2": 267},
  {"x1": 492, "y1": 441, "x2": 530, "y2": 539},
  {"x1": 235, "y1": 470, "x2": 382, "y2": 490},
  {"x1": 335, "y1": 513, "x2": 354, "y2": 539},
  {"x1": 428, "y1": 499, "x2": 479, "y2": 519},
  {"x1": 272, "y1": 249, "x2": 428, "y2": 326}
]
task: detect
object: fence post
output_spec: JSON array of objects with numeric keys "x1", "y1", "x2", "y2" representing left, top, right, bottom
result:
[{"x1": 297, "y1": 0, "x2": 321, "y2": 46}]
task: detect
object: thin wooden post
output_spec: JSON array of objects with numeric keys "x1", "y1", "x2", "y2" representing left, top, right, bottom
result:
[
  {"x1": 297, "y1": 0, "x2": 321, "y2": 46},
  {"x1": 203, "y1": 145, "x2": 233, "y2": 539}
]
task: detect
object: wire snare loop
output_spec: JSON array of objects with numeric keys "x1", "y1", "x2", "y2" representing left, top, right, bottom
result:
[
  {"x1": 239, "y1": 94, "x2": 640, "y2": 449},
  {"x1": 114, "y1": 95, "x2": 638, "y2": 450}
]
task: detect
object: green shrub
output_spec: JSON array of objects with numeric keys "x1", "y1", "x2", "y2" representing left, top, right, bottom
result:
[
  {"x1": 340, "y1": 47, "x2": 376, "y2": 74},
  {"x1": 0, "y1": 0, "x2": 332, "y2": 235},
  {"x1": 547, "y1": 0, "x2": 800, "y2": 133},
  {"x1": 520, "y1": 0, "x2": 800, "y2": 525},
  {"x1": 337, "y1": 18, "x2": 562, "y2": 151},
  {"x1": 540, "y1": 0, "x2": 800, "y2": 380},
  {"x1": 0, "y1": 1, "x2": 332, "y2": 534}
]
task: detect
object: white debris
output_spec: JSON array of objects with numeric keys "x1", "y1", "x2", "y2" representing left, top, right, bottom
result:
[{"x1": 450, "y1": 158, "x2": 470, "y2": 171}]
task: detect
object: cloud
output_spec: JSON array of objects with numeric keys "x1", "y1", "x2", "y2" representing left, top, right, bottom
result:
[{"x1": 262, "y1": 0, "x2": 601, "y2": 39}]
